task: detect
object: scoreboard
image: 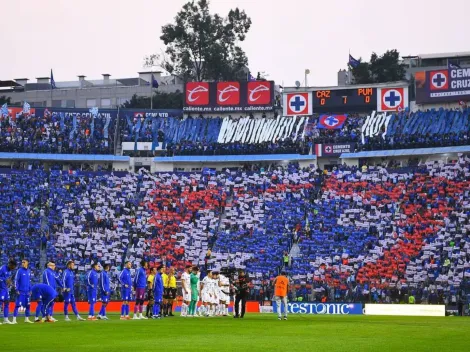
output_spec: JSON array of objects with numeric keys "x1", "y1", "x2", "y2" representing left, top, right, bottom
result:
[{"x1": 311, "y1": 88, "x2": 377, "y2": 112}]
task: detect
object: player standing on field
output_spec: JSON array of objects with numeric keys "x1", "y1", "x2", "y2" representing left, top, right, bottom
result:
[
  {"x1": 13, "y1": 259, "x2": 33, "y2": 324},
  {"x1": 188, "y1": 266, "x2": 199, "y2": 317},
  {"x1": 181, "y1": 265, "x2": 192, "y2": 317},
  {"x1": 63, "y1": 260, "x2": 85, "y2": 321},
  {"x1": 133, "y1": 260, "x2": 148, "y2": 320},
  {"x1": 152, "y1": 265, "x2": 164, "y2": 318},
  {"x1": 119, "y1": 261, "x2": 132, "y2": 320},
  {"x1": 0, "y1": 260, "x2": 18, "y2": 324},
  {"x1": 31, "y1": 283, "x2": 57, "y2": 323},
  {"x1": 200, "y1": 270, "x2": 212, "y2": 317},
  {"x1": 218, "y1": 272, "x2": 230, "y2": 316},
  {"x1": 86, "y1": 262, "x2": 100, "y2": 320},
  {"x1": 98, "y1": 263, "x2": 111, "y2": 320},
  {"x1": 273, "y1": 271, "x2": 290, "y2": 320},
  {"x1": 233, "y1": 270, "x2": 249, "y2": 319}
]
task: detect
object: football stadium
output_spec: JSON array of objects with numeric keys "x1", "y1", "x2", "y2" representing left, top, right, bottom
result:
[{"x1": 2, "y1": 0, "x2": 470, "y2": 351}]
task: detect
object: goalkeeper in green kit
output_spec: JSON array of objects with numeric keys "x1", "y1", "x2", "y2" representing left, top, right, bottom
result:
[{"x1": 188, "y1": 266, "x2": 200, "y2": 317}]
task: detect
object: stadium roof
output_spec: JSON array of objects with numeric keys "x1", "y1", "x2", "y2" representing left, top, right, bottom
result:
[
  {"x1": 283, "y1": 81, "x2": 409, "y2": 92},
  {"x1": 340, "y1": 146, "x2": 470, "y2": 159},
  {"x1": 155, "y1": 154, "x2": 316, "y2": 163},
  {"x1": 416, "y1": 52, "x2": 470, "y2": 60}
]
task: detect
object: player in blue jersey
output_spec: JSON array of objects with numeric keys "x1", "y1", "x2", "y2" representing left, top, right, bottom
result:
[
  {"x1": 98, "y1": 263, "x2": 111, "y2": 320},
  {"x1": 42, "y1": 262, "x2": 62, "y2": 322},
  {"x1": 12, "y1": 259, "x2": 33, "y2": 324},
  {"x1": 86, "y1": 262, "x2": 100, "y2": 320},
  {"x1": 31, "y1": 284, "x2": 58, "y2": 323},
  {"x1": 152, "y1": 265, "x2": 164, "y2": 319},
  {"x1": 63, "y1": 260, "x2": 85, "y2": 321},
  {"x1": 133, "y1": 260, "x2": 148, "y2": 320},
  {"x1": 119, "y1": 261, "x2": 132, "y2": 320},
  {"x1": 0, "y1": 260, "x2": 18, "y2": 324}
]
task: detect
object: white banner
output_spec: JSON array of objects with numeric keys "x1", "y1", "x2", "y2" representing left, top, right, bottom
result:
[
  {"x1": 217, "y1": 116, "x2": 307, "y2": 144},
  {"x1": 365, "y1": 304, "x2": 445, "y2": 317},
  {"x1": 361, "y1": 111, "x2": 393, "y2": 144}
]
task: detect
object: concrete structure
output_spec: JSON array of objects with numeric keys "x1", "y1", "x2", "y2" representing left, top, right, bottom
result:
[
  {"x1": 0, "y1": 71, "x2": 183, "y2": 108},
  {"x1": 402, "y1": 51, "x2": 470, "y2": 79}
]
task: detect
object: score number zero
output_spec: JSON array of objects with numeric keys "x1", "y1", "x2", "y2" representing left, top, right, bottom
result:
[{"x1": 315, "y1": 88, "x2": 374, "y2": 105}]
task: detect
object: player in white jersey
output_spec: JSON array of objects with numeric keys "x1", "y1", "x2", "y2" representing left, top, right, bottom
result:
[
  {"x1": 199, "y1": 271, "x2": 212, "y2": 317},
  {"x1": 180, "y1": 265, "x2": 192, "y2": 317},
  {"x1": 211, "y1": 272, "x2": 220, "y2": 315},
  {"x1": 218, "y1": 273, "x2": 230, "y2": 316}
]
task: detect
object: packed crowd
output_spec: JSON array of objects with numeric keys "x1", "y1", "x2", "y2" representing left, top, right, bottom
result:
[
  {"x1": 0, "y1": 110, "x2": 114, "y2": 154},
  {"x1": 1, "y1": 157, "x2": 470, "y2": 305}
]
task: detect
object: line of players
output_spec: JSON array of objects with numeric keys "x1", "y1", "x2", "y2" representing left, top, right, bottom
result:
[{"x1": 0, "y1": 258, "x2": 232, "y2": 324}]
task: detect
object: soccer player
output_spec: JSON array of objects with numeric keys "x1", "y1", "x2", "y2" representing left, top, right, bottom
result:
[
  {"x1": 211, "y1": 271, "x2": 220, "y2": 316},
  {"x1": 152, "y1": 265, "x2": 164, "y2": 319},
  {"x1": 86, "y1": 262, "x2": 100, "y2": 320},
  {"x1": 98, "y1": 263, "x2": 111, "y2": 320},
  {"x1": 0, "y1": 259, "x2": 18, "y2": 324},
  {"x1": 219, "y1": 272, "x2": 230, "y2": 317},
  {"x1": 181, "y1": 265, "x2": 192, "y2": 317},
  {"x1": 164, "y1": 267, "x2": 177, "y2": 317},
  {"x1": 188, "y1": 266, "x2": 200, "y2": 317},
  {"x1": 63, "y1": 260, "x2": 85, "y2": 321},
  {"x1": 13, "y1": 259, "x2": 33, "y2": 324},
  {"x1": 31, "y1": 283, "x2": 57, "y2": 323},
  {"x1": 133, "y1": 260, "x2": 148, "y2": 320},
  {"x1": 42, "y1": 262, "x2": 62, "y2": 321},
  {"x1": 273, "y1": 271, "x2": 290, "y2": 321},
  {"x1": 119, "y1": 261, "x2": 132, "y2": 320},
  {"x1": 145, "y1": 267, "x2": 156, "y2": 319},
  {"x1": 200, "y1": 270, "x2": 212, "y2": 317}
]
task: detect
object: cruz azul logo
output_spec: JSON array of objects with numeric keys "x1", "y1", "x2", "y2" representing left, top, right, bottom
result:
[
  {"x1": 247, "y1": 81, "x2": 271, "y2": 105},
  {"x1": 185, "y1": 82, "x2": 209, "y2": 105},
  {"x1": 217, "y1": 82, "x2": 240, "y2": 105}
]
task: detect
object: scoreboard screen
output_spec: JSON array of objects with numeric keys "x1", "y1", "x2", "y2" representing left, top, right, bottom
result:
[{"x1": 311, "y1": 88, "x2": 377, "y2": 112}]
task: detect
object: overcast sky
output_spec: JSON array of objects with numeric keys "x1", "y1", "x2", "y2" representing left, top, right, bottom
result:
[{"x1": 2, "y1": 0, "x2": 468, "y2": 87}]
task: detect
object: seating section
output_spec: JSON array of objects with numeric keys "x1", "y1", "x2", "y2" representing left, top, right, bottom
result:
[
  {"x1": 0, "y1": 110, "x2": 114, "y2": 154},
  {"x1": 1, "y1": 157, "x2": 470, "y2": 303}
]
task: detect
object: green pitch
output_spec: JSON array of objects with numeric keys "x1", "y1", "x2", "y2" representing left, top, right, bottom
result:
[{"x1": 2, "y1": 314, "x2": 470, "y2": 352}]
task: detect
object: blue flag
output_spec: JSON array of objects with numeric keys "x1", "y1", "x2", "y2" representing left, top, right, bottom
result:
[
  {"x1": 151, "y1": 74, "x2": 159, "y2": 89},
  {"x1": 248, "y1": 72, "x2": 256, "y2": 81},
  {"x1": 1, "y1": 103, "x2": 8, "y2": 117},
  {"x1": 348, "y1": 54, "x2": 360, "y2": 68},
  {"x1": 448, "y1": 61, "x2": 461, "y2": 70},
  {"x1": 50, "y1": 69, "x2": 57, "y2": 89}
]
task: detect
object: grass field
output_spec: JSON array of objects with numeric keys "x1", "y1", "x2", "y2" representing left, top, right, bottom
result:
[{"x1": 2, "y1": 314, "x2": 470, "y2": 352}]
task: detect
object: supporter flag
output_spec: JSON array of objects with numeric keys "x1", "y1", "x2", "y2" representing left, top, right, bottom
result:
[
  {"x1": 1, "y1": 103, "x2": 8, "y2": 117},
  {"x1": 348, "y1": 54, "x2": 360, "y2": 68},
  {"x1": 448, "y1": 60, "x2": 461, "y2": 70},
  {"x1": 23, "y1": 101, "x2": 31, "y2": 114},
  {"x1": 318, "y1": 114, "x2": 347, "y2": 129},
  {"x1": 50, "y1": 69, "x2": 57, "y2": 89},
  {"x1": 248, "y1": 72, "x2": 256, "y2": 81},
  {"x1": 151, "y1": 74, "x2": 159, "y2": 89},
  {"x1": 89, "y1": 107, "x2": 99, "y2": 117}
]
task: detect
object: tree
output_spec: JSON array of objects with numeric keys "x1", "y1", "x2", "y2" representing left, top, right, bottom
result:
[
  {"x1": 121, "y1": 91, "x2": 184, "y2": 109},
  {"x1": 0, "y1": 96, "x2": 11, "y2": 105},
  {"x1": 350, "y1": 50, "x2": 406, "y2": 84},
  {"x1": 147, "y1": 0, "x2": 251, "y2": 82}
]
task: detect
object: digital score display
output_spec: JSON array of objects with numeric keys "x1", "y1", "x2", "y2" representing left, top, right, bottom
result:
[{"x1": 312, "y1": 88, "x2": 377, "y2": 112}]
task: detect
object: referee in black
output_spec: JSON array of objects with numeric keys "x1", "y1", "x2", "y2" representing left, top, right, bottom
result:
[{"x1": 233, "y1": 270, "x2": 249, "y2": 318}]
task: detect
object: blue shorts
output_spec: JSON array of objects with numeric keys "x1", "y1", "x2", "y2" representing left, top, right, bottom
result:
[
  {"x1": 121, "y1": 288, "x2": 131, "y2": 301},
  {"x1": 63, "y1": 292, "x2": 76, "y2": 303},
  {"x1": 87, "y1": 290, "x2": 97, "y2": 303},
  {"x1": 101, "y1": 293, "x2": 110, "y2": 303},
  {"x1": 0, "y1": 289, "x2": 10, "y2": 301},
  {"x1": 15, "y1": 293, "x2": 30, "y2": 307}
]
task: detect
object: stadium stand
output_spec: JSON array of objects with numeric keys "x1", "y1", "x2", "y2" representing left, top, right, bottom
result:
[{"x1": 0, "y1": 110, "x2": 114, "y2": 154}]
